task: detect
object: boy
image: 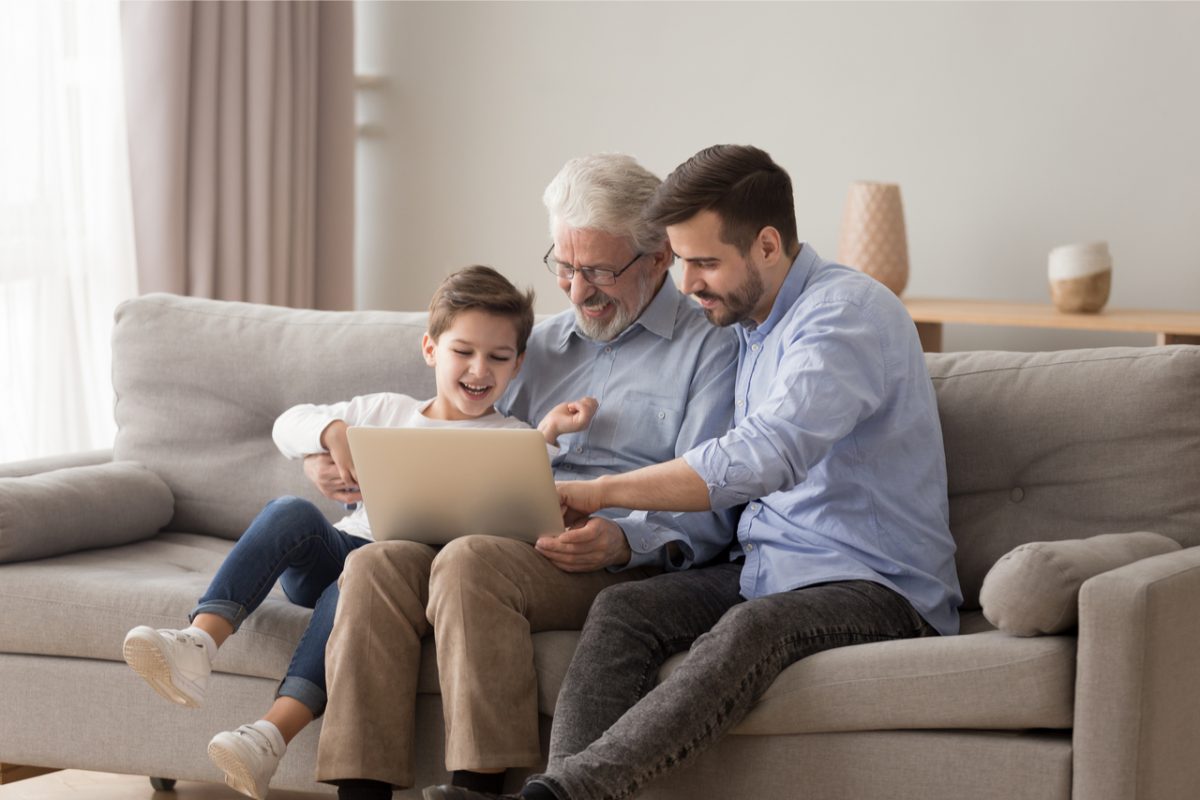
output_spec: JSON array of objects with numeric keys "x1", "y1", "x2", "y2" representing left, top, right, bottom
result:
[{"x1": 122, "y1": 266, "x2": 595, "y2": 799}]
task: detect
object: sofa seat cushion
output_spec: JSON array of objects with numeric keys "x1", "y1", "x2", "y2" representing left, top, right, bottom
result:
[
  {"x1": 0, "y1": 532, "x2": 555, "y2": 700},
  {"x1": 727, "y1": 617, "x2": 1075, "y2": 734},
  {"x1": 520, "y1": 612, "x2": 1075, "y2": 733},
  {"x1": 0, "y1": 532, "x2": 310, "y2": 680}
]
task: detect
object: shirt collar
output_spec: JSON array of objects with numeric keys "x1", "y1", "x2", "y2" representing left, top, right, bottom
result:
[
  {"x1": 742, "y1": 243, "x2": 822, "y2": 338},
  {"x1": 556, "y1": 274, "x2": 682, "y2": 349}
]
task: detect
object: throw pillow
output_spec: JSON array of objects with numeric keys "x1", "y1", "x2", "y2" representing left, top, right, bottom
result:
[
  {"x1": 0, "y1": 461, "x2": 174, "y2": 563},
  {"x1": 980, "y1": 531, "x2": 1182, "y2": 636}
]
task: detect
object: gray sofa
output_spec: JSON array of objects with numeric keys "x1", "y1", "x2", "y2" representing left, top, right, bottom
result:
[{"x1": 2, "y1": 292, "x2": 1199, "y2": 800}]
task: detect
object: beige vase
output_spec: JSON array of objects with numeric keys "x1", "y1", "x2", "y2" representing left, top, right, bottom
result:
[
  {"x1": 1048, "y1": 241, "x2": 1112, "y2": 314},
  {"x1": 837, "y1": 181, "x2": 910, "y2": 296}
]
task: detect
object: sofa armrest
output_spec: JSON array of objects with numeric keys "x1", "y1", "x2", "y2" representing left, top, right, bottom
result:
[
  {"x1": 1073, "y1": 545, "x2": 1200, "y2": 800},
  {"x1": 0, "y1": 449, "x2": 112, "y2": 479}
]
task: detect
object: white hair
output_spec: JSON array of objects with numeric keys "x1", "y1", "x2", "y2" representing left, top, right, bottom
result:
[{"x1": 542, "y1": 153, "x2": 667, "y2": 253}]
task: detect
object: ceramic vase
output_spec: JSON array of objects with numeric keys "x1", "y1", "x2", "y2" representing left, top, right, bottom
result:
[
  {"x1": 837, "y1": 181, "x2": 909, "y2": 296},
  {"x1": 1048, "y1": 242, "x2": 1112, "y2": 314}
]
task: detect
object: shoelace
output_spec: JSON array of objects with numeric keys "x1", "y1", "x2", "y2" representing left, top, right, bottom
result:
[
  {"x1": 233, "y1": 725, "x2": 279, "y2": 757},
  {"x1": 162, "y1": 629, "x2": 204, "y2": 649}
]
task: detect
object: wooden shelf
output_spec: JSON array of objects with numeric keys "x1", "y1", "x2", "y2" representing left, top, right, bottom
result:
[{"x1": 902, "y1": 297, "x2": 1200, "y2": 352}]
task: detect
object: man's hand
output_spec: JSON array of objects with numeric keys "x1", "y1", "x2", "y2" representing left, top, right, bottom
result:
[
  {"x1": 535, "y1": 516, "x2": 631, "y2": 573},
  {"x1": 557, "y1": 479, "x2": 606, "y2": 527},
  {"x1": 303, "y1": 452, "x2": 363, "y2": 504},
  {"x1": 537, "y1": 396, "x2": 599, "y2": 446}
]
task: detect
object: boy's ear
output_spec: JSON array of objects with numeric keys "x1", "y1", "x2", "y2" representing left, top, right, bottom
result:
[
  {"x1": 514, "y1": 351, "x2": 525, "y2": 374},
  {"x1": 421, "y1": 332, "x2": 437, "y2": 366}
]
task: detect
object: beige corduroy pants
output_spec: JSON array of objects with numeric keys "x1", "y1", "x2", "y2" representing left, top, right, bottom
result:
[{"x1": 316, "y1": 535, "x2": 655, "y2": 788}]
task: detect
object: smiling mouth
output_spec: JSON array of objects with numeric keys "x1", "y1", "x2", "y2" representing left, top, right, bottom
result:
[
  {"x1": 460, "y1": 382, "x2": 491, "y2": 398},
  {"x1": 580, "y1": 298, "x2": 614, "y2": 317}
]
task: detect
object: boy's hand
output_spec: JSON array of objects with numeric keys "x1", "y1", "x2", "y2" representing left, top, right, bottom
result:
[
  {"x1": 315, "y1": 420, "x2": 361, "y2": 501},
  {"x1": 538, "y1": 396, "x2": 599, "y2": 445},
  {"x1": 536, "y1": 516, "x2": 631, "y2": 572},
  {"x1": 303, "y1": 454, "x2": 363, "y2": 504}
]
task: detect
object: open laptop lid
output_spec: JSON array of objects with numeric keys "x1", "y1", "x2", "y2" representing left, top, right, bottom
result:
[{"x1": 346, "y1": 426, "x2": 564, "y2": 545}]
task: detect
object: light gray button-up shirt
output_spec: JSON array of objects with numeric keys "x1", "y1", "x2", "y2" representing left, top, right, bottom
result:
[
  {"x1": 499, "y1": 277, "x2": 739, "y2": 570},
  {"x1": 683, "y1": 246, "x2": 962, "y2": 634}
]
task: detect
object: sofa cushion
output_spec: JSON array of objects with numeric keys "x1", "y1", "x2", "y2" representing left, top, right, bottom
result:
[
  {"x1": 0, "y1": 462, "x2": 174, "y2": 564},
  {"x1": 1, "y1": 532, "x2": 1076, "y2": 733},
  {"x1": 0, "y1": 531, "x2": 526, "y2": 698},
  {"x1": 980, "y1": 532, "x2": 1182, "y2": 636},
  {"x1": 926, "y1": 346, "x2": 1200, "y2": 609},
  {"x1": 525, "y1": 611, "x2": 1074, "y2": 733},
  {"x1": 111, "y1": 294, "x2": 436, "y2": 540},
  {"x1": 0, "y1": 532, "x2": 305, "y2": 678}
]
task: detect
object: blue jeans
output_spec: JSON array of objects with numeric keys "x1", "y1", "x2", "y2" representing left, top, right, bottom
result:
[
  {"x1": 534, "y1": 561, "x2": 937, "y2": 800},
  {"x1": 191, "y1": 495, "x2": 371, "y2": 716}
]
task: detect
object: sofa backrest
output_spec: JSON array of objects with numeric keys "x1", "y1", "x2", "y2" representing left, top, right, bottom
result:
[
  {"x1": 112, "y1": 294, "x2": 435, "y2": 540},
  {"x1": 112, "y1": 295, "x2": 1200, "y2": 608},
  {"x1": 927, "y1": 346, "x2": 1200, "y2": 609}
]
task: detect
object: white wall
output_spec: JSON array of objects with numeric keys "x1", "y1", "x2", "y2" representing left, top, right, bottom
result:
[{"x1": 354, "y1": 1, "x2": 1200, "y2": 350}]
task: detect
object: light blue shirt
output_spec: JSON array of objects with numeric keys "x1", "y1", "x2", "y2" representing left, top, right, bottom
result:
[
  {"x1": 683, "y1": 246, "x2": 962, "y2": 635},
  {"x1": 499, "y1": 277, "x2": 739, "y2": 571}
]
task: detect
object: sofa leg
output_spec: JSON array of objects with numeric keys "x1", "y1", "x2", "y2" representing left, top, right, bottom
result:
[
  {"x1": 0, "y1": 763, "x2": 59, "y2": 784},
  {"x1": 150, "y1": 777, "x2": 177, "y2": 791}
]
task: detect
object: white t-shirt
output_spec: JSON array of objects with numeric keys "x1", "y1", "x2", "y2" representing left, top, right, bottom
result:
[{"x1": 272, "y1": 392, "x2": 535, "y2": 541}]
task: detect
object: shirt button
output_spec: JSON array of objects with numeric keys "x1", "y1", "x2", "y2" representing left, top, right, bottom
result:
[
  {"x1": 1009, "y1": 487, "x2": 1025, "y2": 503},
  {"x1": 736, "y1": 399, "x2": 744, "y2": 407},
  {"x1": 657, "y1": 411, "x2": 666, "y2": 420},
  {"x1": 575, "y1": 445, "x2": 584, "y2": 453},
  {"x1": 746, "y1": 543, "x2": 754, "y2": 551},
  {"x1": 604, "y1": 346, "x2": 612, "y2": 354},
  {"x1": 751, "y1": 343, "x2": 761, "y2": 352},
  {"x1": 749, "y1": 503, "x2": 760, "y2": 512}
]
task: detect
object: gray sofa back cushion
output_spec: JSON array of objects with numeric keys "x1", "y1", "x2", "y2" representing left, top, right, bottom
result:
[
  {"x1": 927, "y1": 346, "x2": 1200, "y2": 608},
  {"x1": 112, "y1": 293, "x2": 435, "y2": 540}
]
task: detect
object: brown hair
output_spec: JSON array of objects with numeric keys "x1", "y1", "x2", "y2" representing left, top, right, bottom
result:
[
  {"x1": 645, "y1": 144, "x2": 799, "y2": 257},
  {"x1": 427, "y1": 266, "x2": 536, "y2": 353}
]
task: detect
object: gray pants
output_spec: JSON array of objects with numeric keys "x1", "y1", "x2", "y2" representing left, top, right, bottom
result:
[{"x1": 533, "y1": 561, "x2": 936, "y2": 800}]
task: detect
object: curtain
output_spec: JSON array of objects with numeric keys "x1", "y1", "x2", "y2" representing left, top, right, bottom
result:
[
  {"x1": 0, "y1": 1, "x2": 139, "y2": 462},
  {"x1": 120, "y1": 1, "x2": 355, "y2": 310}
]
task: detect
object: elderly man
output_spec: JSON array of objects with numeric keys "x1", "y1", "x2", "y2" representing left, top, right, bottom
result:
[
  {"x1": 425, "y1": 145, "x2": 962, "y2": 800},
  {"x1": 304, "y1": 154, "x2": 738, "y2": 800}
]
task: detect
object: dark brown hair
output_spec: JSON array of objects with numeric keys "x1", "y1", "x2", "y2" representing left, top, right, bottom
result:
[
  {"x1": 427, "y1": 266, "x2": 536, "y2": 353},
  {"x1": 645, "y1": 144, "x2": 799, "y2": 257}
]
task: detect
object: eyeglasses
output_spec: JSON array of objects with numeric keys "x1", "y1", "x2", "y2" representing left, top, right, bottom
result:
[{"x1": 543, "y1": 244, "x2": 645, "y2": 286}]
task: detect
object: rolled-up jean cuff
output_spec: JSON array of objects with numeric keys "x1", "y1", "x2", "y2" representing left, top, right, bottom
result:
[
  {"x1": 278, "y1": 675, "x2": 327, "y2": 718},
  {"x1": 189, "y1": 600, "x2": 247, "y2": 631}
]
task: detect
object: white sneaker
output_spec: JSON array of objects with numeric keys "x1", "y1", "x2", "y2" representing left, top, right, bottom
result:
[
  {"x1": 122, "y1": 626, "x2": 212, "y2": 708},
  {"x1": 208, "y1": 723, "x2": 284, "y2": 800}
]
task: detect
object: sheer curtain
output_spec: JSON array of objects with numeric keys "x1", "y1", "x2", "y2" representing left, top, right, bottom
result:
[{"x1": 0, "y1": 1, "x2": 138, "y2": 462}]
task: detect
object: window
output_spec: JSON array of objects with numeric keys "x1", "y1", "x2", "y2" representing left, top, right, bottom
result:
[{"x1": 0, "y1": 0, "x2": 137, "y2": 461}]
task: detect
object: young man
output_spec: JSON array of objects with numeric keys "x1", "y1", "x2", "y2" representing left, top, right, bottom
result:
[
  {"x1": 425, "y1": 145, "x2": 962, "y2": 800},
  {"x1": 305, "y1": 154, "x2": 740, "y2": 800}
]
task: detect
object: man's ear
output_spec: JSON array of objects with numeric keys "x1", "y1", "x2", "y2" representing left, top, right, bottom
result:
[
  {"x1": 650, "y1": 243, "x2": 675, "y2": 272},
  {"x1": 757, "y1": 226, "x2": 784, "y2": 265},
  {"x1": 421, "y1": 332, "x2": 437, "y2": 367}
]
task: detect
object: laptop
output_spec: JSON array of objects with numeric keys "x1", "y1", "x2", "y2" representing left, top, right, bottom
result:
[{"x1": 346, "y1": 426, "x2": 565, "y2": 545}]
